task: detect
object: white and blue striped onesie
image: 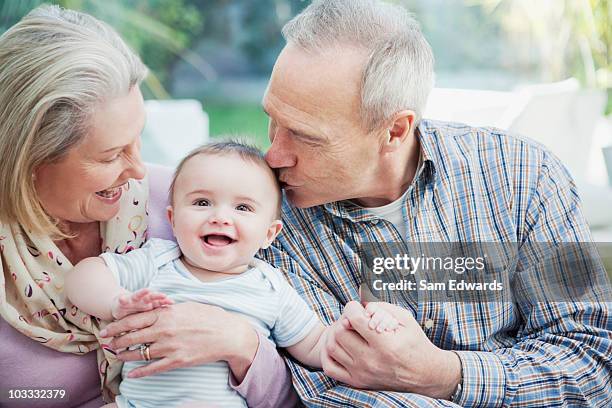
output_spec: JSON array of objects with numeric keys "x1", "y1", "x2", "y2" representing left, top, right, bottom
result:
[{"x1": 100, "y1": 238, "x2": 319, "y2": 408}]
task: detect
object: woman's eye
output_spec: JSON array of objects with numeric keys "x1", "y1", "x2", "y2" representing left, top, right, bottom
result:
[
  {"x1": 194, "y1": 199, "x2": 210, "y2": 207},
  {"x1": 103, "y1": 153, "x2": 121, "y2": 163},
  {"x1": 236, "y1": 204, "x2": 252, "y2": 212}
]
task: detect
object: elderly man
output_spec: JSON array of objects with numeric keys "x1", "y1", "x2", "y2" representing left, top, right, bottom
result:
[{"x1": 261, "y1": 0, "x2": 611, "y2": 407}]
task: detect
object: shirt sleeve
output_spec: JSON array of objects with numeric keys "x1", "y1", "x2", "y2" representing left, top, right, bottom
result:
[
  {"x1": 268, "y1": 266, "x2": 320, "y2": 347},
  {"x1": 454, "y1": 150, "x2": 612, "y2": 407},
  {"x1": 261, "y1": 244, "x2": 463, "y2": 408},
  {"x1": 229, "y1": 330, "x2": 299, "y2": 408},
  {"x1": 99, "y1": 239, "x2": 161, "y2": 292}
]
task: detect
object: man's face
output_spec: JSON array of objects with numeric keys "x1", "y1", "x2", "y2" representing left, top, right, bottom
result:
[{"x1": 263, "y1": 44, "x2": 384, "y2": 208}]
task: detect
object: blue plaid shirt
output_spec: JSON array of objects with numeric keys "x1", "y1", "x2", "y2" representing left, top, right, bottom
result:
[{"x1": 261, "y1": 119, "x2": 611, "y2": 407}]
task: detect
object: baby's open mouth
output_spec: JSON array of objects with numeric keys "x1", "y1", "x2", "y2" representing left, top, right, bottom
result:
[{"x1": 202, "y1": 234, "x2": 236, "y2": 247}]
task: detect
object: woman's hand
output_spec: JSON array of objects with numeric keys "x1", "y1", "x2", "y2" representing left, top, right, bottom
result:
[{"x1": 100, "y1": 302, "x2": 259, "y2": 381}]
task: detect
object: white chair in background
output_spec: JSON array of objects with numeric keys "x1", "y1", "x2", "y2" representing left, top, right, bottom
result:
[
  {"x1": 141, "y1": 99, "x2": 209, "y2": 167},
  {"x1": 424, "y1": 79, "x2": 611, "y2": 230},
  {"x1": 424, "y1": 88, "x2": 517, "y2": 128},
  {"x1": 501, "y1": 79, "x2": 606, "y2": 182}
]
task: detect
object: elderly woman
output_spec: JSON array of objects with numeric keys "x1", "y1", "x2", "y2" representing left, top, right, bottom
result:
[{"x1": 0, "y1": 6, "x2": 296, "y2": 408}]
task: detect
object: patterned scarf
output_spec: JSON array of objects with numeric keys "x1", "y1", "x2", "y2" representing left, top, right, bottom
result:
[{"x1": 0, "y1": 176, "x2": 149, "y2": 402}]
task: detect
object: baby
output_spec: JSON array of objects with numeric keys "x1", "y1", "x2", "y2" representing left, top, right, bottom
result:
[{"x1": 66, "y1": 141, "x2": 398, "y2": 408}]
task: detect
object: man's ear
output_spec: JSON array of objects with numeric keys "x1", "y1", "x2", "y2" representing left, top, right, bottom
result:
[
  {"x1": 166, "y1": 205, "x2": 175, "y2": 228},
  {"x1": 381, "y1": 110, "x2": 416, "y2": 153},
  {"x1": 262, "y1": 220, "x2": 283, "y2": 249}
]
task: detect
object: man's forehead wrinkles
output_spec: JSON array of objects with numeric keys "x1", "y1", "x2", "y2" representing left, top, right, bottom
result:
[{"x1": 265, "y1": 91, "x2": 330, "y2": 142}]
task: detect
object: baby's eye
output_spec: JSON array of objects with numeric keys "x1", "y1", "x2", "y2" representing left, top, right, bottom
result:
[
  {"x1": 193, "y1": 199, "x2": 210, "y2": 207},
  {"x1": 236, "y1": 204, "x2": 253, "y2": 212}
]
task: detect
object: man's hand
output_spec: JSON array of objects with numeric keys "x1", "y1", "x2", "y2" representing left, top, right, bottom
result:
[
  {"x1": 321, "y1": 301, "x2": 461, "y2": 400},
  {"x1": 111, "y1": 288, "x2": 174, "y2": 320},
  {"x1": 100, "y1": 302, "x2": 259, "y2": 382}
]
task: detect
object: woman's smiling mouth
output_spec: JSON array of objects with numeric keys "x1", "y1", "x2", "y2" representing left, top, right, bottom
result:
[{"x1": 95, "y1": 183, "x2": 125, "y2": 202}]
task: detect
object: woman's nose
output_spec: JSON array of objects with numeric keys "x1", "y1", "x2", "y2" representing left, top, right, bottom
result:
[{"x1": 125, "y1": 147, "x2": 146, "y2": 180}]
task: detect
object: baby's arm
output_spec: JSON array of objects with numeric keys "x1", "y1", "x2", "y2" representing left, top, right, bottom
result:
[
  {"x1": 286, "y1": 322, "x2": 326, "y2": 368},
  {"x1": 65, "y1": 257, "x2": 125, "y2": 320},
  {"x1": 65, "y1": 257, "x2": 172, "y2": 321},
  {"x1": 286, "y1": 304, "x2": 400, "y2": 368}
]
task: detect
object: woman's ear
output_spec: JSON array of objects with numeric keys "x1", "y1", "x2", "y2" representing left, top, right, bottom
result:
[{"x1": 262, "y1": 220, "x2": 283, "y2": 249}]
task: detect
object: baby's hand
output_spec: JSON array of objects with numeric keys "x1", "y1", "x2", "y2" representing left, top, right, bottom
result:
[
  {"x1": 111, "y1": 288, "x2": 173, "y2": 320},
  {"x1": 365, "y1": 302, "x2": 400, "y2": 333}
]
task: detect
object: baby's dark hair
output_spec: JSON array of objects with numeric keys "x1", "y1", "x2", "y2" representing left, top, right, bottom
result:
[{"x1": 168, "y1": 139, "x2": 282, "y2": 218}]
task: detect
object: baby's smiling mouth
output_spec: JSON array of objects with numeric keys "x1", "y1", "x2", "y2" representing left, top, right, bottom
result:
[{"x1": 202, "y1": 234, "x2": 236, "y2": 246}]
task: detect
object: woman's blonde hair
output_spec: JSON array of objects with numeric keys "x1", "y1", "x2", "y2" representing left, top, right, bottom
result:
[{"x1": 0, "y1": 5, "x2": 147, "y2": 237}]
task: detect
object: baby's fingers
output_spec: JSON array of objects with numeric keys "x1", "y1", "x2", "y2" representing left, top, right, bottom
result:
[
  {"x1": 368, "y1": 309, "x2": 384, "y2": 330},
  {"x1": 150, "y1": 299, "x2": 173, "y2": 309},
  {"x1": 378, "y1": 315, "x2": 400, "y2": 333},
  {"x1": 148, "y1": 295, "x2": 174, "y2": 309},
  {"x1": 368, "y1": 309, "x2": 400, "y2": 333},
  {"x1": 146, "y1": 291, "x2": 170, "y2": 301},
  {"x1": 130, "y1": 288, "x2": 151, "y2": 302},
  {"x1": 117, "y1": 290, "x2": 147, "y2": 307},
  {"x1": 365, "y1": 302, "x2": 380, "y2": 317},
  {"x1": 144, "y1": 291, "x2": 172, "y2": 303},
  {"x1": 117, "y1": 294, "x2": 131, "y2": 306},
  {"x1": 142, "y1": 291, "x2": 173, "y2": 308}
]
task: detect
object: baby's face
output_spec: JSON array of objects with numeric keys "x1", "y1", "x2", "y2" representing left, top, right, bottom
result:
[{"x1": 168, "y1": 153, "x2": 281, "y2": 274}]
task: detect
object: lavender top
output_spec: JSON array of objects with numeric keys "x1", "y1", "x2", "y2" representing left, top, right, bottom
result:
[{"x1": 0, "y1": 163, "x2": 297, "y2": 408}]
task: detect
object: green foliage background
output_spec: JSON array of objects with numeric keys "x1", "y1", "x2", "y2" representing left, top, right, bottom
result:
[
  {"x1": 1, "y1": 0, "x2": 205, "y2": 98},
  {"x1": 1, "y1": 0, "x2": 609, "y2": 140}
]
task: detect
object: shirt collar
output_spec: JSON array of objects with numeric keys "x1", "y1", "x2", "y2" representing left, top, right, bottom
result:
[
  {"x1": 415, "y1": 119, "x2": 438, "y2": 186},
  {"x1": 323, "y1": 200, "x2": 377, "y2": 222}
]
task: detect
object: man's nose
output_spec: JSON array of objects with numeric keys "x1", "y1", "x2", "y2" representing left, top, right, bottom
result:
[{"x1": 265, "y1": 130, "x2": 297, "y2": 169}]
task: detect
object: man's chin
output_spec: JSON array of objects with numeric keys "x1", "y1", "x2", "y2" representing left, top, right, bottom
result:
[{"x1": 285, "y1": 189, "x2": 326, "y2": 209}]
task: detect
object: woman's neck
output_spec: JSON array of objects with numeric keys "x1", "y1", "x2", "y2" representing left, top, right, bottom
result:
[{"x1": 54, "y1": 221, "x2": 102, "y2": 265}]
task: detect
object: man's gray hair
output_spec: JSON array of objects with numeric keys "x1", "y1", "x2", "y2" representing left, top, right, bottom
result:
[{"x1": 282, "y1": 0, "x2": 434, "y2": 130}]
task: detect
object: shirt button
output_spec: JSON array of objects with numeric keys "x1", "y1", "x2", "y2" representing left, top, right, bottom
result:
[
  {"x1": 424, "y1": 319, "x2": 434, "y2": 329},
  {"x1": 371, "y1": 219, "x2": 379, "y2": 225}
]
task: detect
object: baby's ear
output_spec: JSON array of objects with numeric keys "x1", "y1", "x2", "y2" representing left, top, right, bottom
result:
[
  {"x1": 262, "y1": 220, "x2": 283, "y2": 249},
  {"x1": 166, "y1": 205, "x2": 175, "y2": 227}
]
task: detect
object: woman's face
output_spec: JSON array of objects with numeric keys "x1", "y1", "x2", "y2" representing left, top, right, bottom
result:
[{"x1": 34, "y1": 86, "x2": 146, "y2": 226}]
